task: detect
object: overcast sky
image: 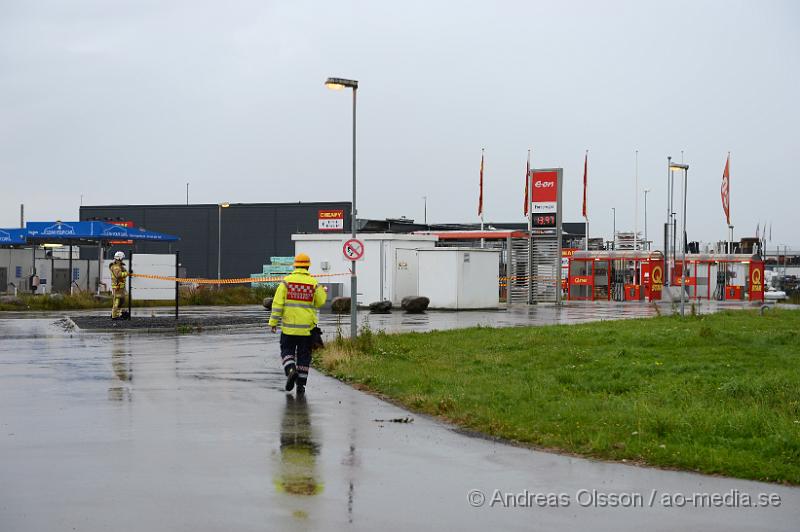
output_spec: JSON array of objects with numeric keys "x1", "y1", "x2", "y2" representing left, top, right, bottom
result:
[{"x1": 1, "y1": 0, "x2": 798, "y2": 247}]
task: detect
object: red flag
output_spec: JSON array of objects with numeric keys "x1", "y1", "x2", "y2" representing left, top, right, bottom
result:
[
  {"x1": 478, "y1": 150, "x2": 484, "y2": 216},
  {"x1": 523, "y1": 150, "x2": 530, "y2": 216},
  {"x1": 582, "y1": 151, "x2": 588, "y2": 219},
  {"x1": 721, "y1": 154, "x2": 731, "y2": 225}
]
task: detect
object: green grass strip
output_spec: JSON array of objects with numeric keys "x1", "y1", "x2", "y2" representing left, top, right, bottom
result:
[{"x1": 320, "y1": 309, "x2": 800, "y2": 484}]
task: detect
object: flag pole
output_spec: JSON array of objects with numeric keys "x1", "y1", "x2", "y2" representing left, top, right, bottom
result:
[
  {"x1": 726, "y1": 151, "x2": 732, "y2": 253},
  {"x1": 526, "y1": 149, "x2": 532, "y2": 235},
  {"x1": 583, "y1": 150, "x2": 589, "y2": 251},
  {"x1": 729, "y1": 152, "x2": 734, "y2": 253},
  {"x1": 634, "y1": 150, "x2": 639, "y2": 251},
  {"x1": 480, "y1": 213, "x2": 485, "y2": 248},
  {"x1": 479, "y1": 148, "x2": 485, "y2": 248}
]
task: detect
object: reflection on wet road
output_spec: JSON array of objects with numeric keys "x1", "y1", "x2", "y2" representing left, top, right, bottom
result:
[
  {"x1": 275, "y1": 395, "x2": 322, "y2": 506},
  {"x1": 0, "y1": 305, "x2": 798, "y2": 531}
]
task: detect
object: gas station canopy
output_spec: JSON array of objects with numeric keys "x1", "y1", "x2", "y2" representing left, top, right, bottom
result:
[
  {"x1": 24, "y1": 221, "x2": 179, "y2": 243},
  {"x1": 0, "y1": 228, "x2": 28, "y2": 245}
]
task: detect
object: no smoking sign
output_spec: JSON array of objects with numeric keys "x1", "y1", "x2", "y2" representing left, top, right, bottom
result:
[{"x1": 342, "y1": 238, "x2": 365, "y2": 261}]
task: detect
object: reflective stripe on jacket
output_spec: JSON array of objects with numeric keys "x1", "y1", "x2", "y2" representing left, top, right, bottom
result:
[
  {"x1": 109, "y1": 261, "x2": 128, "y2": 290},
  {"x1": 268, "y1": 268, "x2": 327, "y2": 336}
]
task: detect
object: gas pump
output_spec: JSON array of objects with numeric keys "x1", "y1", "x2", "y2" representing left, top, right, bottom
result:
[
  {"x1": 714, "y1": 269, "x2": 726, "y2": 300},
  {"x1": 611, "y1": 260, "x2": 625, "y2": 301}
]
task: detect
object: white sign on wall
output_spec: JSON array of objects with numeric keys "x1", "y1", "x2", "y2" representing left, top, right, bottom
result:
[
  {"x1": 102, "y1": 254, "x2": 177, "y2": 301},
  {"x1": 318, "y1": 209, "x2": 344, "y2": 231}
]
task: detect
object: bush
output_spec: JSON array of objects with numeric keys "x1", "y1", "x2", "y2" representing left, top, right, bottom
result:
[{"x1": 179, "y1": 285, "x2": 275, "y2": 306}]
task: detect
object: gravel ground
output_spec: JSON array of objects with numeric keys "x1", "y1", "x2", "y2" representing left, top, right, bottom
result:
[{"x1": 68, "y1": 315, "x2": 264, "y2": 331}]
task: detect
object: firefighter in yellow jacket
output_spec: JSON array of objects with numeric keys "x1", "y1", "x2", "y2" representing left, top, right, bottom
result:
[
  {"x1": 269, "y1": 253, "x2": 327, "y2": 394},
  {"x1": 109, "y1": 251, "x2": 129, "y2": 320}
]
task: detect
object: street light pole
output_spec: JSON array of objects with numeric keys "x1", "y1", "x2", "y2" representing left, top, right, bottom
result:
[
  {"x1": 217, "y1": 202, "x2": 230, "y2": 282},
  {"x1": 611, "y1": 207, "x2": 616, "y2": 250},
  {"x1": 665, "y1": 157, "x2": 671, "y2": 286},
  {"x1": 669, "y1": 163, "x2": 689, "y2": 316},
  {"x1": 423, "y1": 196, "x2": 427, "y2": 225},
  {"x1": 326, "y1": 76, "x2": 359, "y2": 340},
  {"x1": 643, "y1": 188, "x2": 651, "y2": 251},
  {"x1": 351, "y1": 84, "x2": 358, "y2": 341},
  {"x1": 681, "y1": 170, "x2": 687, "y2": 316}
]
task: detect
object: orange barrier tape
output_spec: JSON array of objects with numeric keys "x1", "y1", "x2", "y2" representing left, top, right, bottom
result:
[
  {"x1": 130, "y1": 271, "x2": 556, "y2": 286},
  {"x1": 130, "y1": 271, "x2": 351, "y2": 285}
]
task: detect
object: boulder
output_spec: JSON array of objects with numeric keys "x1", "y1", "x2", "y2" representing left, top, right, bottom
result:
[
  {"x1": 49, "y1": 293, "x2": 64, "y2": 301},
  {"x1": 401, "y1": 296, "x2": 430, "y2": 313},
  {"x1": 368, "y1": 300, "x2": 392, "y2": 314},
  {"x1": 331, "y1": 296, "x2": 351, "y2": 314},
  {"x1": 263, "y1": 297, "x2": 273, "y2": 311}
]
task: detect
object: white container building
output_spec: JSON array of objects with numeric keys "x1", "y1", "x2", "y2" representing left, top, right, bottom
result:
[
  {"x1": 417, "y1": 248, "x2": 500, "y2": 309},
  {"x1": 292, "y1": 233, "x2": 438, "y2": 306},
  {"x1": 292, "y1": 233, "x2": 500, "y2": 309}
]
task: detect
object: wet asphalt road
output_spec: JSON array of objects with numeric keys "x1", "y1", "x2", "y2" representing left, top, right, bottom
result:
[{"x1": 1, "y1": 305, "x2": 798, "y2": 531}]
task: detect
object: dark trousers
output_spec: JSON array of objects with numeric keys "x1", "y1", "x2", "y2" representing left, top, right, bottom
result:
[{"x1": 280, "y1": 333, "x2": 312, "y2": 386}]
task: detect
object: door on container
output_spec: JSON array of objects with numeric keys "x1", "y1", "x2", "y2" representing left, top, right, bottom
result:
[
  {"x1": 695, "y1": 261, "x2": 711, "y2": 300},
  {"x1": 0, "y1": 267, "x2": 7, "y2": 293},
  {"x1": 568, "y1": 259, "x2": 592, "y2": 300},
  {"x1": 709, "y1": 261, "x2": 723, "y2": 300},
  {"x1": 592, "y1": 259, "x2": 610, "y2": 300},
  {"x1": 381, "y1": 241, "x2": 391, "y2": 302},
  {"x1": 393, "y1": 248, "x2": 418, "y2": 305},
  {"x1": 53, "y1": 268, "x2": 70, "y2": 294}
]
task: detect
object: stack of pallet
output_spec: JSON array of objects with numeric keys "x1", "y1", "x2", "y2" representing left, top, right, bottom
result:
[
  {"x1": 614, "y1": 232, "x2": 643, "y2": 251},
  {"x1": 250, "y1": 256, "x2": 295, "y2": 288}
]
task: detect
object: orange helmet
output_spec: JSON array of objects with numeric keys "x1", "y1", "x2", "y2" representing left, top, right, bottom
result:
[{"x1": 294, "y1": 253, "x2": 311, "y2": 268}]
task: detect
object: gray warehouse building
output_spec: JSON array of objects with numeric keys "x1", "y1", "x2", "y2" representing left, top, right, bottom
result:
[
  {"x1": 77, "y1": 202, "x2": 588, "y2": 284},
  {"x1": 80, "y1": 202, "x2": 352, "y2": 280}
]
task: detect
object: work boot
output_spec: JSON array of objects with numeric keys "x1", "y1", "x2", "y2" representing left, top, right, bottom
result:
[
  {"x1": 285, "y1": 367, "x2": 298, "y2": 391},
  {"x1": 296, "y1": 384, "x2": 305, "y2": 395}
]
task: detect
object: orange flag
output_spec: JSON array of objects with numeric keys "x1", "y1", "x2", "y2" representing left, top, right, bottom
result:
[
  {"x1": 478, "y1": 149, "x2": 484, "y2": 216},
  {"x1": 523, "y1": 150, "x2": 530, "y2": 216},
  {"x1": 582, "y1": 151, "x2": 588, "y2": 219},
  {"x1": 721, "y1": 154, "x2": 730, "y2": 225}
]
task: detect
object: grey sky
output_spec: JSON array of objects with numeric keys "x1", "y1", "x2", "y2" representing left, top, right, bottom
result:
[{"x1": 1, "y1": 0, "x2": 798, "y2": 247}]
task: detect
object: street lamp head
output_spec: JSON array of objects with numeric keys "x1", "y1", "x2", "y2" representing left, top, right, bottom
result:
[
  {"x1": 219, "y1": 202, "x2": 230, "y2": 208},
  {"x1": 325, "y1": 77, "x2": 358, "y2": 90},
  {"x1": 669, "y1": 163, "x2": 689, "y2": 171}
]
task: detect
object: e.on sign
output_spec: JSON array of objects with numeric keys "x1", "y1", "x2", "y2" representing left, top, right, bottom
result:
[
  {"x1": 318, "y1": 210, "x2": 344, "y2": 231},
  {"x1": 530, "y1": 170, "x2": 558, "y2": 213}
]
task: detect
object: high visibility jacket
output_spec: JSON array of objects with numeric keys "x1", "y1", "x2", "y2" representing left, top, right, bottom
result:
[
  {"x1": 109, "y1": 261, "x2": 128, "y2": 290},
  {"x1": 268, "y1": 268, "x2": 327, "y2": 336}
]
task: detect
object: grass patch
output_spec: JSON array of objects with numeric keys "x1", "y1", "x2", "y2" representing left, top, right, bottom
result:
[
  {"x1": 0, "y1": 285, "x2": 274, "y2": 311},
  {"x1": 319, "y1": 309, "x2": 800, "y2": 484}
]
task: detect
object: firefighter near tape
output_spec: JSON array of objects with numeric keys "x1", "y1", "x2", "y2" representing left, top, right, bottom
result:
[
  {"x1": 268, "y1": 253, "x2": 327, "y2": 394},
  {"x1": 109, "y1": 251, "x2": 131, "y2": 320}
]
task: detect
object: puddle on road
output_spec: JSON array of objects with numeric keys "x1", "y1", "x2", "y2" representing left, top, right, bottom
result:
[{"x1": 274, "y1": 394, "x2": 323, "y2": 497}]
